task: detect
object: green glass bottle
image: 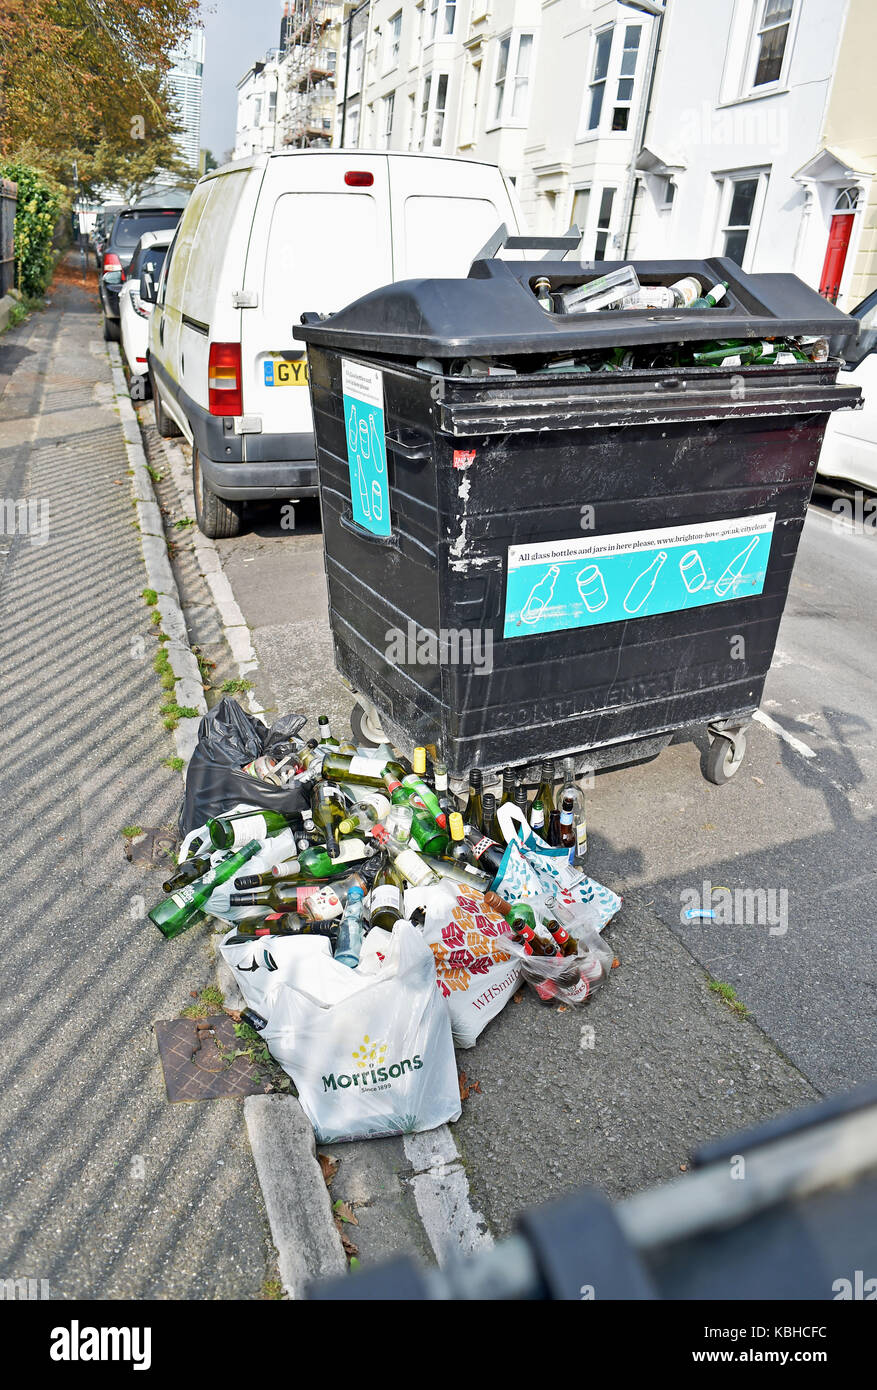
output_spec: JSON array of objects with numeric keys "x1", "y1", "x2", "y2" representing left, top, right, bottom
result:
[
  {"x1": 149, "y1": 840, "x2": 261, "y2": 940},
  {"x1": 689, "y1": 280, "x2": 728, "y2": 309},
  {"x1": 320, "y1": 750, "x2": 408, "y2": 789},
  {"x1": 462, "y1": 768, "x2": 484, "y2": 834},
  {"x1": 482, "y1": 792, "x2": 503, "y2": 843},
  {"x1": 206, "y1": 808, "x2": 300, "y2": 851},
  {"x1": 161, "y1": 855, "x2": 212, "y2": 894},
  {"x1": 310, "y1": 782, "x2": 346, "y2": 857},
  {"x1": 235, "y1": 838, "x2": 371, "y2": 888},
  {"x1": 499, "y1": 766, "x2": 516, "y2": 807},
  {"x1": 536, "y1": 761, "x2": 557, "y2": 843},
  {"x1": 317, "y1": 714, "x2": 340, "y2": 747},
  {"x1": 401, "y1": 773, "x2": 447, "y2": 828},
  {"x1": 410, "y1": 809, "x2": 448, "y2": 857},
  {"x1": 367, "y1": 854, "x2": 405, "y2": 931}
]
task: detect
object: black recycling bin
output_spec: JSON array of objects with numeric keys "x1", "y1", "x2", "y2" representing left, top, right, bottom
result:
[{"x1": 295, "y1": 242, "x2": 861, "y2": 783}]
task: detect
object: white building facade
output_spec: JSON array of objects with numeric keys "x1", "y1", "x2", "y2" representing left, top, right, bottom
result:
[
  {"x1": 167, "y1": 27, "x2": 206, "y2": 172},
  {"x1": 334, "y1": 0, "x2": 875, "y2": 305},
  {"x1": 234, "y1": 3, "x2": 344, "y2": 158}
]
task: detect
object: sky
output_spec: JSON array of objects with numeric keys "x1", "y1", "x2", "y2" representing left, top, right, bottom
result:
[{"x1": 199, "y1": 0, "x2": 284, "y2": 161}]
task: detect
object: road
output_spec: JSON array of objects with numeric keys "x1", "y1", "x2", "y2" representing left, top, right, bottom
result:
[{"x1": 157, "y1": 459, "x2": 875, "y2": 1239}]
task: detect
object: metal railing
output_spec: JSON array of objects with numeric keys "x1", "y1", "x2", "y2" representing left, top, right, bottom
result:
[{"x1": 0, "y1": 179, "x2": 17, "y2": 297}]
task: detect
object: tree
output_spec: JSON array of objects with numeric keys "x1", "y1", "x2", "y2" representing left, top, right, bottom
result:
[{"x1": 0, "y1": 0, "x2": 201, "y2": 197}]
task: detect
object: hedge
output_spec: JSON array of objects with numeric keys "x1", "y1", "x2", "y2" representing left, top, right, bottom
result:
[{"x1": 0, "y1": 161, "x2": 62, "y2": 298}]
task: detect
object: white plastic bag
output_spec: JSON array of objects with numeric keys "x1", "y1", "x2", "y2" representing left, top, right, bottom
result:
[
  {"x1": 421, "y1": 884, "x2": 521, "y2": 1048},
  {"x1": 261, "y1": 921, "x2": 461, "y2": 1143},
  {"x1": 220, "y1": 929, "x2": 332, "y2": 1015}
]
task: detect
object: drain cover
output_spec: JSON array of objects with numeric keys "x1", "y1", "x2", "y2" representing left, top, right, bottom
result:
[
  {"x1": 126, "y1": 828, "x2": 177, "y2": 867},
  {"x1": 155, "y1": 1016, "x2": 266, "y2": 1102}
]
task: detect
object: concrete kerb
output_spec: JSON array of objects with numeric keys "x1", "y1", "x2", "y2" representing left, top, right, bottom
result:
[
  {"x1": 158, "y1": 436, "x2": 265, "y2": 716},
  {"x1": 107, "y1": 343, "x2": 207, "y2": 769}
]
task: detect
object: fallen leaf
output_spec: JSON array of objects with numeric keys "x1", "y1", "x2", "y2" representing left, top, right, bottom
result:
[
  {"x1": 752, "y1": 776, "x2": 764, "y2": 786},
  {"x1": 333, "y1": 1198, "x2": 358, "y2": 1226},
  {"x1": 679, "y1": 1163, "x2": 688, "y2": 1172},
  {"x1": 190, "y1": 991, "x2": 198, "y2": 998},
  {"x1": 513, "y1": 989, "x2": 526, "y2": 1004},
  {"x1": 459, "y1": 1070, "x2": 470, "y2": 1101},
  {"x1": 318, "y1": 1153, "x2": 339, "y2": 1185},
  {"x1": 471, "y1": 1078, "x2": 482, "y2": 1094},
  {"x1": 611, "y1": 958, "x2": 621, "y2": 969},
  {"x1": 340, "y1": 1230, "x2": 359, "y2": 1259},
  {"x1": 557, "y1": 1005, "x2": 568, "y2": 1013}
]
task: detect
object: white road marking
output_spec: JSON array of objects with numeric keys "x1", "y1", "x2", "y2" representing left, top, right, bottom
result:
[
  {"x1": 753, "y1": 709, "x2": 817, "y2": 760},
  {"x1": 403, "y1": 1127, "x2": 493, "y2": 1265}
]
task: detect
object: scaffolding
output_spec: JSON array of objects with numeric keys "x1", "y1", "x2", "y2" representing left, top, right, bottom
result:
[{"x1": 281, "y1": 1, "x2": 344, "y2": 149}]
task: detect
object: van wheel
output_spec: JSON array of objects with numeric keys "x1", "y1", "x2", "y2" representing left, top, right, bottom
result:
[
  {"x1": 152, "y1": 380, "x2": 182, "y2": 438},
  {"x1": 103, "y1": 316, "x2": 120, "y2": 342},
  {"x1": 193, "y1": 447, "x2": 243, "y2": 539}
]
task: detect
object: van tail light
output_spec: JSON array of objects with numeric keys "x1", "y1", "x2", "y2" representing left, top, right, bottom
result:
[
  {"x1": 344, "y1": 170, "x2": 374, "y2": 186},
  {"x1": 104, "y1": 251, "x2": 124, "y2": 279},
  {"x1": 208, "y1": 342, "x2": 243, "y2": 416}
]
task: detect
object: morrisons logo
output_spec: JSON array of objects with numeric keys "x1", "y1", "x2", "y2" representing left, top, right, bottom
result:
[{"x1": 323, "y1": 1055, "x2": 423, "y2": 1091}]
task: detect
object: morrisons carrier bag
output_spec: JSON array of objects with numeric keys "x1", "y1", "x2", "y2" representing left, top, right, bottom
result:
[{"x1": 261, "y1": 921, "x2": 461, "y2": 1143}]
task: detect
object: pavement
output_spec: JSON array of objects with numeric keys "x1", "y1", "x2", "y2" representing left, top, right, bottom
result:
[
  {"x1": 154, "y1": 453, "x2": 876, "y2": 1249},
  {"x1": 2, "y1": 255, "x2": 873, "y2": 1295},
  {"x1": 0, "y1": 261, "x2": 275, "y2": 1298}
]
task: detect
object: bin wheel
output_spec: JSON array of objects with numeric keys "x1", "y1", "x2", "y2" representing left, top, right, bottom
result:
[
  {"x1": 350, "y1": 700, "x2": 388, "y2": 749},
  {"x1": 704, "y1": 731, "x2": 746, "y2": 785}
]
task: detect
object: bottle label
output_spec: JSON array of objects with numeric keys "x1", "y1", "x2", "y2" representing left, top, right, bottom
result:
[
  {"x1": 530, "y1": 810, "x2": 545, "y2": 829},
  {"x1": 171, "y1": 887, "x2": 195, "y2": 909},
  {"x1": 471, "y1": 836, "x2": 494, "y2": 861},
  {"x1": 560, "y1": 810, "x2": 574, "y2": 825},
  {"x1": 296, "y1": 885, "x2": 319, "y2": 911},
  {"x1": 230, "y1": 813, "x2": 268, "y2": 847},
  {"x1": 774, "y1": 351, "x2": 798, "y2": 365},
  {"x1": 576, "y1": 823, "x2": 588, "y2": 852},
  {"x1": 348, "y1": 756, "x2": 386, "y2": 777},
  {"x1": 358, "y1": 791, "x2": 390, "y2": 819},
  {"x1": 334, "y1": 838, "x2": 367, "y2": 863},
  {"x1": 533, "y1": 979, "x2": 557, "y2": 1000},
  {"x1": 369, "y1": 885, "x2": 402, "y2": 915},
  {"x1": 721, "y1": 355, "x2": 742, "y2": 367},
  {"x1": 306, "y1": 888, "x2": 343, "y2": 920},
  {"x1": 557, "y1": 973, "x2": 590, "y2": 1005},
  {"x1": 394, "y1": 848, "x2": 431, "y2": 884}
]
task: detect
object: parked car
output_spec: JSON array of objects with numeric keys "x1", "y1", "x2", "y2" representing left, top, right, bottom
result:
[
  {"x1": 91, "y1": 202, "x2": 123, "y2": 264},
  {"x1": 119, "y1": 229, "x2": 175, "y2": 397},
  {"x1": 99, "y1": 204, "x2": 184, "y2": 342},
  {"x1": 817, "y1": 287, "x2": 877, "y2": 492},
  {"x1": 145, "y1": 150, "x2": 525, "y2": 537}
]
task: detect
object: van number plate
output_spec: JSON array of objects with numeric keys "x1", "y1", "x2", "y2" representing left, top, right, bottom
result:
[{"x1": 264, "y1": 358, "x2": 309, "y2": 386}]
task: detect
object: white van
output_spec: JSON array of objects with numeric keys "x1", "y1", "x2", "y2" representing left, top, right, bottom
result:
[{"x1": 147, "y1": 150, "x2": 525, "y2": 537}]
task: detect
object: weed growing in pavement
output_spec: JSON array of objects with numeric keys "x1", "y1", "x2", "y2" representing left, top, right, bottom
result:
[
  {"x1": 121, "y1": 825, "x2": 142, "y2": 839},
  {"x1": 173, "y1": 516, "x2": 195, "y2": 530},
  {"x1": 709, "y1": 979, "x2": 748, "y2": 1016},
  {"x1": 161, "y1": 701, "x2": 199, "y2": 730},
  {"x1": 142, "y1": 588, "x2": 158, "y2": 605},
  {"x1": 162, "y1": 756, "x2": 185, "y2": 772},
  {"x1": 180, "y1": 985, "x2": 225, "y2": 1019},
  {"x1": 192, "y1": 647, "x2": 215, "y2": 684},
  {"x1": 260, "y1": 1278, "x2": 284, "y2": 1300},
  {"x1": 220, "y1": 678, "x2": 253, "y2": 694},
  {"x1": 145, "y1": 464, "x2": 163, "y2": 484},
  {"x1": 150, "y1": 609, "x2": 162, "y2": 626}
]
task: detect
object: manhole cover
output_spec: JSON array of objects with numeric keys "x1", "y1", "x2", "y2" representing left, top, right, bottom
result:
[{"x1": 154, "y1": 1016, "x2": 266, "y2": 1103}]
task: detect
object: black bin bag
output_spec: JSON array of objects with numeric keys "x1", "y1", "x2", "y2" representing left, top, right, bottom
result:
[{"x1": 180, "y1": 698, "x2": 308, "y2": 835}]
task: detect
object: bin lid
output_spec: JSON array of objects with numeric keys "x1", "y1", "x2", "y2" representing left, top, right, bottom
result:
[{"x1": 294, "y1": 256, "x2": 859, "y2": 359}]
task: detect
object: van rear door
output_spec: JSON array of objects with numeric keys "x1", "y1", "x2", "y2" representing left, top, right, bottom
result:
[
  {"x1": 241, "y1": 153, "x2": 393, "y2": 447},
  {"x1": 388, "y1": 156, "x2": 523, "y2": 279}
]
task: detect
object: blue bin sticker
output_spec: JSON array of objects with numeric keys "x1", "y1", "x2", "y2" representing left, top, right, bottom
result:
[
  {"x1": 503, "y1": 512, "x2": 776, "y2": 638},
  {"x1": 342, "y1": 358, "x2": 390, "y2": 537}
]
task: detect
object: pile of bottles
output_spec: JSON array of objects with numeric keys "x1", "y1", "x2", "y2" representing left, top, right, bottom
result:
[{"x1": 146, "y1": 717, "x2": 593, "y2": 985}]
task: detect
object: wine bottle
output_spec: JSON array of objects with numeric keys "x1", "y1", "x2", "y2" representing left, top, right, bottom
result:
[
  {"x1": 482, "y1": 792, "x2": 503, "y2": 844},
  {"x1": 162, "y1": 855, "x2": 212, "y2": 894},
  {"x1": 370, "y1": 823, "x2": 440, "y2": 887},
  {"x1": 499, "y1": 767, "x2": 516, "y2": 807},
  {"x1": 310, "y1": 782, "x2": 346, "y2": 857},
  {"x1": 463, "y1": 768, "x2": 484, "y2": 834},
  {"x1": 401, "y1": 773, "x2": 447, "y2": 829},
  {"x1": 560, "y1": 757, "x2": 587, "y2": 862},
  {"x1": 536, "y1": 761, "x2": 558, "y2": 845},
  {"x1": 433, "y1": 760, "x2": 453, "y2": 819},
  {"x1": 235, "y1": 837, "x2": 371, "y2": 888},
  {"x1": 366, "y1": 855, "x2": 405, "y2": 931},
  {"x1": 317, "y1": 714, "x2": 340, "y2": 747},
  {"x1": 149, "y1": 841, "x2": 261, "y2": 940},
  {"x1": 205, "y1": 808, "x2": 301, "y2": 851}
]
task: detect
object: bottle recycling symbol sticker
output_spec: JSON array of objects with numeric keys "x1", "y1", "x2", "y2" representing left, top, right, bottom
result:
[
  {"x1": 504, "y1": 514, "x2": 776, "y2": 638},
  {"x1": 342, "y1": 358, "x2": 391, "y2": 537}
]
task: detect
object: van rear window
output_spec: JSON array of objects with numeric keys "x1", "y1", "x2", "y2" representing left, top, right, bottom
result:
[
  {"x1": 263, "y1": 192, "x2": 388, "y2": 318},
  {"x1": 401, "y1": 196, "x2": 504, "y2": 278}
]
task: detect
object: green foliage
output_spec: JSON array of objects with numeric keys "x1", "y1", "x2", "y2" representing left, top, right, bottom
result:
[{"x1": 0, "y1": 162, "x2": 62, "y2": 297}]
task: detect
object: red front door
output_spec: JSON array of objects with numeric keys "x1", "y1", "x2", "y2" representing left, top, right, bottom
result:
[{"x1": 819, "y1": 212, "x2": 854, "y2": 302}]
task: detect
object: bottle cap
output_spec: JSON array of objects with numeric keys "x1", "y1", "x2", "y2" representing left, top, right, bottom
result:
[
  {"x1": 347, "y1": 885, "x2": 364, "y2": 900},
  {"x1": 469, "y1": 767, "x2": 483, "y2": 787},
  {"x1": 413, "y1": 747, "x2": 427, "y2": 775},
  {"x1": 449, "y1": 812, "x2": 465, "y2": 840}
]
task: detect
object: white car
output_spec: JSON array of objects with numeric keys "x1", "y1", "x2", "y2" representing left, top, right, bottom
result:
[
  {"x1": 817, "y1": 287, "x2": 877, "y2": 491},
  {"x1": 119, "y1": 229, "x2": 175, "y2": 398},
  {"x1": 146, "y1": 150, "x2": 526, "y2": 537}
]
